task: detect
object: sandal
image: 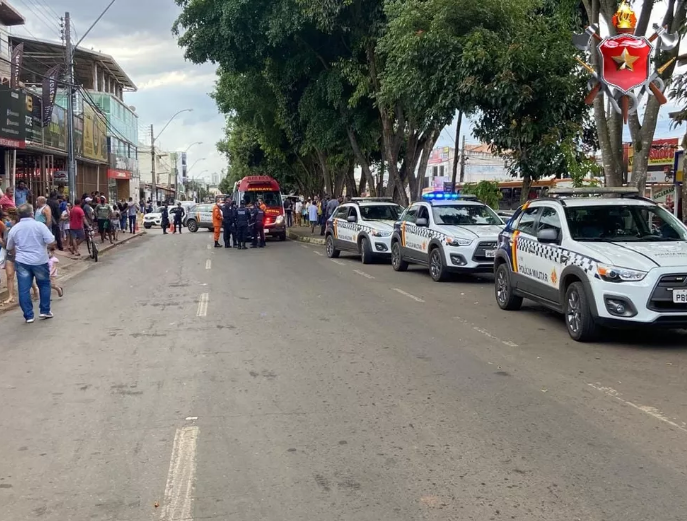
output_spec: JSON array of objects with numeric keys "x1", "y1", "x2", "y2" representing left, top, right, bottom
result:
[{"x1": 57, "y1": 287, "x2": 63, "y2": 298}]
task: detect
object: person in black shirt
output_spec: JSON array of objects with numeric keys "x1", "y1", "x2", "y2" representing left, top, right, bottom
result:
[
  {"x1": 251, "y1": 200, "x2": 266, "y2": 248},
  {"x1": 234, "y1": 200, "x2": 250, "y2": 250},
  {"x1": 222, "y1": 199, "x2": 235, "y2": 248}
]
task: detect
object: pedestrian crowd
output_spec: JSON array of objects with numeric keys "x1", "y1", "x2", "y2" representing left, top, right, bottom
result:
[
  {"x1": 288, "y1": 194, "x2": 345, "y2": 235},
  {"x1": 0, "y1": 184, "x2": 145, "y2": 323}
]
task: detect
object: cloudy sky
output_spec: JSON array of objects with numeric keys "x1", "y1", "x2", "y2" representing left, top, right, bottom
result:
[
  {"x1": 8, "y1": 0, "x2": 686, "y2": 173},
  {"x1": 10, "y1": 0, "x2": 225, "y2": 182}
]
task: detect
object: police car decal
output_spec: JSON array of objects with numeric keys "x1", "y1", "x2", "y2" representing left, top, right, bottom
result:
[{"x1": 511, "y1": 233, "x2": 599, "y2": 279}]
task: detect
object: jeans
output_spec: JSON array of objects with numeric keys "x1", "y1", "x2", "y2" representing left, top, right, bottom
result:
[
  {"x1": 286, "y1": 211, "x2": 292, "y2": 227},
  {"x1": 128, "y1": 215, "x2": 136, "y2": 233},
  {"x1": 120, "y1": 215, "x2": 127, "y2": 231},
  {"x1": 15, "y1": 262, "x2": 51, "y2": 320}
]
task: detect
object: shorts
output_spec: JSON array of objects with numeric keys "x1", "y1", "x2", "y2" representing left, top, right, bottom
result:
[
  {"x1": 97, "y1": 219, "x2": 110, "y2": 233},
  {"x1": 111, "y1": 219, "x2": 120, "y2": 230},
  {"x1": 70, "y1": 228, "x2": 85, "y2": 241}
]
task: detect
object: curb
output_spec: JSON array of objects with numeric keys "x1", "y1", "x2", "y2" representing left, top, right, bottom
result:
[
  {"x1": 287, "y1": 230, "x2": 325, "y2": 245},
  {"x1": 0, "y1": 231, "x2": 146, "y2": 314}
]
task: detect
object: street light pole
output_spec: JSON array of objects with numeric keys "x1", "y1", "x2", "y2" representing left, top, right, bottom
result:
[{"x1": 150, "y1": 108, "x2": 193, "y2": 204}]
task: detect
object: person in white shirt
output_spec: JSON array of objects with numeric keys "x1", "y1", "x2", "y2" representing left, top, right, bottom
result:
[
  {"x1": 295, "y1": 200, "x2": 303, "y2": 227},
  {"x1": 6, "y1": 204, "x2": 56, "y2": 322}
]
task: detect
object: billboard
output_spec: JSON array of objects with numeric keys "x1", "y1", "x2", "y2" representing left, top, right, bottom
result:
[
  {"x1": 0, "y1": 84, "x2": 26, "y2": 148},
  {"x1": 83, "y1": 104, "x2": 108, "y2": 162},
  {"x1": 627, "y1": 138, "x2": 679, "y2": 183},
  {"x1": 428, "y1": 146, "x2": 451, "y2": 165},
  {"x1": 45, "y1": 105, "x2": 66, "y2": 150}
]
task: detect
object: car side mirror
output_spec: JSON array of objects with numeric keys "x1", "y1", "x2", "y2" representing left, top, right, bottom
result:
[
  {"x1": 537, "y1": 228, "x2": 559, "y2": 244},
  {"x1": 347, "y1": 215, "x2": 357, "y2": 223},
  {"x1": 416, "y1": 218, "x2": 428, "y2": 227}
]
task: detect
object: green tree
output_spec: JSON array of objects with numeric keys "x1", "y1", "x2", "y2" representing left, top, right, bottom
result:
[
  {"x1": 461, "y1": 180, "x2": 502, "y2": 209},
  {"x1": 457, "y1": 0, "x2": 589, "y2": 202}
]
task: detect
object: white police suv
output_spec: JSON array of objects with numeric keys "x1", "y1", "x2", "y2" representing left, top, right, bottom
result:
[
  {"x1": 390, "y1": 192, "x2": 505, "y2": 281},
  {"x1": 325, "y1": 198, "x2": 404, "y2": 263},
  {"x1": 494, "y1": 187, "x2": 687, "y2": 342}
]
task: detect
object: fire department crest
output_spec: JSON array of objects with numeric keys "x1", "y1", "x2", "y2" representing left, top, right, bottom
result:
[{"x1": 573, "y1": 1, "x2": 678, "y2": 123}]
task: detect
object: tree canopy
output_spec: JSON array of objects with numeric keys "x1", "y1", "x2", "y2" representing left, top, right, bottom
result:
[{"x1": 174, "y1": 0, "x2": 606, "y2": 204}]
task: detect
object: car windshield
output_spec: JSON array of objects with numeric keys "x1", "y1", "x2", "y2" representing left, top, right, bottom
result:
[
  {"x1": 360, "y1": 204, "x2": 402, "y2": 221},
  {"x1": 432, "y1": 204, "x2": 502, "y2": 226},
  {"x1": 565, "y1": 204, "x2": 687, "y2": 242},
  {"x1": 241, "y1": 191, "x2": 281, "y2": 207}
]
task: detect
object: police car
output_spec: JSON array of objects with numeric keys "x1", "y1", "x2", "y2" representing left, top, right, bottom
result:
[
  {"x1": 494, "y1": 187, "x2": 687, "y2": 342},
  {"x1": 325, "y1": 198, "x2": 404, "y2": 263},
  {"x1": 390, "y1": 192, "x2": 505, "y2": 281}
]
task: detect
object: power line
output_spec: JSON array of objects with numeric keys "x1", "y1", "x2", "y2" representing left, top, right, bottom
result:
[
  {"x1": 33, "y1": 0, "x2": 61, "y2": 20},
  {"x1": 14, "y1": 0, "x2": 61, "y2": 37}
]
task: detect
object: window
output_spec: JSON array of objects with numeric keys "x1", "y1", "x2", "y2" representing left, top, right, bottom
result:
[
  {"x1": 537, "y1": 207, "x2": 562, "y2": 234},
  {"x1": 417, "y1": 205, "x2": 430, "y2": 222},
  {"x1": 439, "y1": 165, "x2": 445, "y2": 177},
  {"x1": 432, "y1": 204, "x2": 503, "y2": 226},
  {"x1": 359, "y1": 204, "x2": 402, "y2": 221},
  {"x1": 334, "y1": 206, "x2": 350, "y2": 220},
  {"x1": 565, "y1": 204, "x2": 687, "y2": 242},
  {"x1": 402, "y1": 206, "x2": 418, "y2": 224},
  {"x1": 515, "y1": 207, "x2": 542, "y2": 235}
]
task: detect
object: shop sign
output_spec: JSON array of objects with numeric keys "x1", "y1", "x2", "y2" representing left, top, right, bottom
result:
[
  {"x1": 627, "y1": 138, "x2": 678, "y2": 172},
  {"x1": 107, "y1": 168, "x2": 132, "y2": 180},
  {"x1": 25, "y1": 92, "x2": 43, "y2": 144},
  {"x1": 45, "y1": 105, "x2": 66, "y2": 150},
  {"x1": 0, "y1": 84, "x2": 26, "y2": 148},
  {"x1": 74, "y1": 115, "x2": 83, "y2": 158},
  {"x1": 83, "y1": 104, "x2": 108, "y2": 162},
  {"x1": 53, "y1": 170, "x2": 68, "y2": 185},
  {"x1": 428, "y1": 146, "x2": 450, "y2": 165}
]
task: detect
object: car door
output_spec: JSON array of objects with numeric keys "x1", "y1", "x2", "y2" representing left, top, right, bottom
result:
[
  {"x1": 398, "y1": 205, "x2": 418, "y2": 259},
  {"x1": 332, "y1": 206, "x2": 355, "y2": 250},
  {"x1": 530, "y1": 206, "x2": 565, "y2": 303},
  {"x1": 402, "y1": 204, "x2": 429, "y2": 262},
  {"x1": 511, "y1": 205, "x2": 544, "y2": 294}
]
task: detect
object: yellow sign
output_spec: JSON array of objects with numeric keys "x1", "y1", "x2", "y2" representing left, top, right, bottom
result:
[{"x1": 83, "y1": 104, "x2": 108, "y2": 162}]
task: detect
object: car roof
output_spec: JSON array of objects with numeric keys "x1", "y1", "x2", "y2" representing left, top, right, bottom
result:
[
  {"x1": 344, "y1": 201, "x2": 399, "y2": 207},
  {"x1": 531, "y1": 198, "x2": 655, "y2": 208},
  {"x1": 417, "y1": 200, "x2": 484, "y2": 206}
]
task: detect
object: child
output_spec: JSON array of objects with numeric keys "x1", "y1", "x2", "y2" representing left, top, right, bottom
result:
[{"x1": 48, "y1": 248, "x2": 63, "y2": 298}]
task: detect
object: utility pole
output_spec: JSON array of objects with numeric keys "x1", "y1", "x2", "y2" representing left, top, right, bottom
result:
[
  {"x1": 65, "y1": 12, "x2": 76, "y2": 202},
  {"x1": 150, "y1": 124, "x2": 156, "y2": 204},
  {"x1": 450, "y1": 111, "x2": 463, "y2": 192},
  {"x1": 459, "y1": 135, "x2": 467, "y2": 183}
]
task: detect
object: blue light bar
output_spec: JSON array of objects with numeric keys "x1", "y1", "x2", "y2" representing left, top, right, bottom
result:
[{"x1": 422, "y1": 191, "x2": 463, "y2": 201}]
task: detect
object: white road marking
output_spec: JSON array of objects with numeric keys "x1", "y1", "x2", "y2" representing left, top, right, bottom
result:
[
  {"x1": 159, "y1": 426, "x2": 199, "y2": 521},
  {"x1": 393, "y1": 288, "x2": 425, "y2": 302},
  {"x1": 206, "y1": 244, "x2": 211, "y2": 250},
  {"x1": 454, "y1": 317, "x2": 519, "y2": 347},
  {"x1": 354, "y1": 269, "x2": 375, "y2": 279},
  {"x1": 313, "y1": 251, "x2": 324, "y2": 256},
  {"x1": 331, "y1": 260, "x2": 345, "y2": 266},
  {"x1": 185, "y1": 416, "x2": 198, "y2": 421},
  {"x1": 196, "y1": 293, "x2": 209, "y2": 317},
  {"x1": 301, "y1": 244, "x2": 309, "y2": 249},
  {"x1": 205, "y1": 259, "x2": 211, "y2": 270},
  {"x1": 588, "y1": 383, "x2": 687, "y2": 434}
]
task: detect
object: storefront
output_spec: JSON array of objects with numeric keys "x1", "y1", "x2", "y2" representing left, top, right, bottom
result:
[{"x1": 107, "y1": 168, "x2": 132, "y2": 201}]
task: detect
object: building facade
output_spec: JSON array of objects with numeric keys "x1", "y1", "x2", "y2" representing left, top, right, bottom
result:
[{"x1": 0, "y1": 22, "x2": 139, "y2": 203}]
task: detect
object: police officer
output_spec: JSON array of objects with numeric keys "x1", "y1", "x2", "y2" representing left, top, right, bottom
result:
[
  {"x1": 234, "y1": 199, "x2": 250, "y2": 250},
  {"x1": 222, "y1": 198, "x2": 235, "y2": 248},
  {"x1": 251, "y1": 198, "x2": 266, "y2": 248}
]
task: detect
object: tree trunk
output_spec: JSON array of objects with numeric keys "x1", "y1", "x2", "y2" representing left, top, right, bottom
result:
[
  {"x1": 316, "y1": 149, "x2": 332, "y2": 196},
  {"x1": 414, "y1": 126, "x2": 441, "y2": 202},
  {"x1": 346, "y1": 126, "x2": 376, "y2": 196},
  {"x1": 521, "y1": 174, "x2": 532, "y2": 204},
  {"x1": 358, "y1": 168, "x2": 366, "y2": 196}
]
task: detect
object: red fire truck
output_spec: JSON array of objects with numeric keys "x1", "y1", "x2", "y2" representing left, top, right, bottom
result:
[{"x1": 231, "y1": 175, "x2": 286, "y2": 241}]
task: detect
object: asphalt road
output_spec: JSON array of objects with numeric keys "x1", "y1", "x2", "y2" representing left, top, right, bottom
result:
[{"x1": 2, "y1": 229, "x2": 687, "y2": 521}]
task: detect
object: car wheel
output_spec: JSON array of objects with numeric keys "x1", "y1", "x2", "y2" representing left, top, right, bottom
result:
[
  {"x1": 565, "y1": 282, "x2": 599, "y2": 342},
  {"x1": 429, "y1": 247, "x2": 448, "y2": 282},
  {"x1": 495, "y1": 264, "x2": 523, "y2": 310},
  {"x1": 326, "y1": 235, "x2": 340, "y2": 258},
  {"x1": 144, "y1": 223, "x2": 152, "y2": 229},
  {"x1": 391, "y1": 242, "x2": 408, "y2": 272},
  {"x1": 360, "y1": 237, "x2": 373, "y2": 264},
  {"x1": 187, "y1": 220, "x2": 198, "y2": 233}
]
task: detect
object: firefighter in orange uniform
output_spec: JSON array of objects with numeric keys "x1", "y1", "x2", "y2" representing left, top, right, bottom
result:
[{"x1": 212, "y1": 202, "x2": 223, "y2": 247}]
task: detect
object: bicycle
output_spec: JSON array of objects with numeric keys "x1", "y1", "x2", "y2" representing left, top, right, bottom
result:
[{"x1": 85, "y1": 225, "x2": 98, "y2": 262}]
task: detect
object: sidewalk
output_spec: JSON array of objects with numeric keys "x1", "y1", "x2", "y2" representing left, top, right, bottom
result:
[
  {"x1": 286, "y1": 224, "x2": 326, "y2": 245},
  {"x1": 0, "y1": 229, "x2": 145, "y2": 310}
]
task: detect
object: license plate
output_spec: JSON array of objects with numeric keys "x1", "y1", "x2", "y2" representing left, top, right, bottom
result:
[
  {"x1": 673, "y1": 289, "x2": 687, "y2": 303},
  {"x1": 485, "y1": 250, "x2": 496, "y2": 258}
]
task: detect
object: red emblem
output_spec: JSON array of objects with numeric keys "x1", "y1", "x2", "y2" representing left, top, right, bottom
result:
[{"x1": 598, "y1": 35, "x2": 651, "y2": 93}]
